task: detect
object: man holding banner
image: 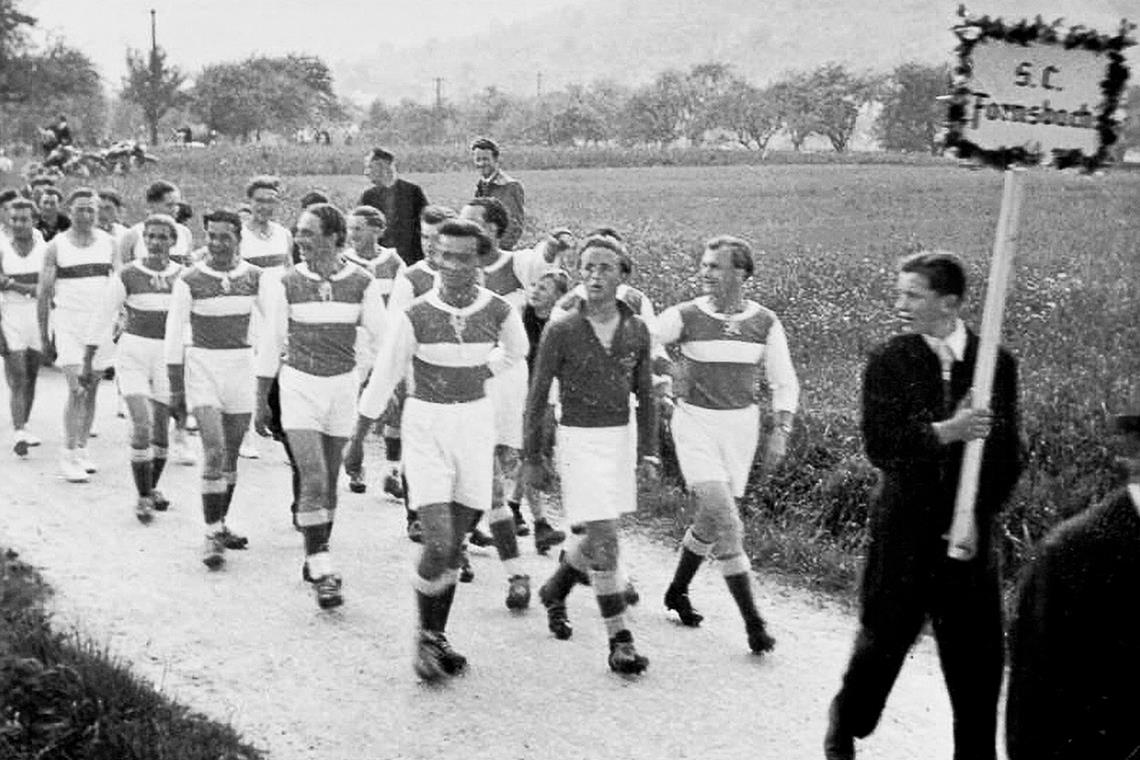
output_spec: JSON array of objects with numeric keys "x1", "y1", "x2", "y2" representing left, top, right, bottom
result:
[{"x1": 824, "y1": 251, "x2": 1023, "y2": 760}]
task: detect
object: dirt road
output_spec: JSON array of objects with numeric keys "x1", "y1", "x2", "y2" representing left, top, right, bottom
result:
[{"x1": 1, "y1": 371, "x2": 979, "y2": 760}]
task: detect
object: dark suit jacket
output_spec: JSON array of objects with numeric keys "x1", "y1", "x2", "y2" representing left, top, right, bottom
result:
[
  {"x1": 360, "y1": 178, "x2": 427, "y2": 265},
  {"x1": 1006, "y1": 487, "x2": 1140, "y2": 760}
]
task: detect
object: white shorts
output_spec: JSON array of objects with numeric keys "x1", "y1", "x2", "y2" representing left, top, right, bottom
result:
[
  {"x1": 115, "y1": 333, "x2": 170, "y2": 404},
  {"x1": 487, "y1": 361, "x2": 527, "y2": 449},
  {"x1": 54, "y1": 309, "x2": 114, "y2": 370},
  {"x1": 402, "y1": 396, "x2": 495, "y2": 512},
  {"x1": 671, "y1": 402, "x2": 760, "y2": 498},
  {"x1": 0, "y1": 300, "x2": 41, "y2": 353},
  {"x1": 557, "y1": 424, "x2": 636, "y2": 524},
  {"x1": 185, "y1": 347, "x2": 254, "y2": 415},
  {"x1": 279, "y1": 365, "x2": 358, "y2": 438}
]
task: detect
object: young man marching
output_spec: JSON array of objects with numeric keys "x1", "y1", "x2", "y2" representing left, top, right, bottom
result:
[
  {"x1": 84, "y1": 214, "x2": 183, "y2": 522},
  {"x1": 347, "y1": 219, "x2": 527, "y2": 681},
  {"x1": 525, "y1": 235, "x2": 659, "y2": 676},
  {"x1": 655, "y1": 235, "x2": 799, "y2": 655},
  {"x1": 256, "y1": 203, "x2": 387, "y2": 609}
]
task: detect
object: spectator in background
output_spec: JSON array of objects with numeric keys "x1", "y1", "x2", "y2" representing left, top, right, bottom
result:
[
  {"x1": 471, "y1": 137, "x2": 524, "y2": 250},
  {"x1": 359, "y1": 147, "x2": 427, "y2": 266},
  {"x1": 1005, "y1": 397, "x2": 1140, "y2": 760},
  {"x1": 0, "y1": 188, "x2": 21, "y2": 237},
  {"x1": 96, "y1": 190, "x2": 129, "y2": 249},
  {"x1": 35, "y1": 186, "x2": 71, "y2": 242}
]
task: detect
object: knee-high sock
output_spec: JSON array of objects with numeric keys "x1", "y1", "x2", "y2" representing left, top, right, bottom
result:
[
  {"x1": 302, "y1": 522, "x2": 332, "y2": 556},
  {"x1": 721, "y1": 554, "x2": 763, "y2": 625},
  {"x1": 414, "y1": 570, "x2": 457, "y2": 633},
  {"x1": 488, "y1": 505, "x2": 522, "y2": 576},
  {"x1": 202, "y1": 477, "x2": 227, "y2": 526},
  {"x1": 541, "y1": 558, "x2": 582, "y2": 603},
  {"x1": 151, "y1": 445, "x2": 167, "y2": 488},
  {"x1": 670, "y1": 528, "x2": 713, "y2": 592},
  {"x1": 591, "y1": 568, "x2": 628, "y2": 637},
  {"x1": 221, "y1": 470, "x2": 237, "y2": 518},
  {"x1": 384, "y1": 436, "x2": 401, "y2": 463},
  {"x1": 130, "y1": 446, "x2": 152, "y2": 497}
]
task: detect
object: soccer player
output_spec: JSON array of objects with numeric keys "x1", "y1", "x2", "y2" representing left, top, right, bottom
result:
[
  {"x1": 34, "y1": 186, "x2": 71, "y2": 242},
  {"x1": 342, "y1": 205, "x2": 405, "y2": 494},
  {"x1": 118, "y1": 180, "x2": 194, "y2": 266},
  {"x1": 525, "y1": 235, "x2": 659, "y2": 675},
  {"x1": 655, "y1": 235, "x2": 798, "y2": 655},
  {"x1": 165, "y1": 210, "x2": 266, "y2": 569},
  {"x1": 83, "y1": 214, "x2": 182, "y2": 522},
  {"x1": 0, "y1": 199, "x2": 47, "y2": 456},
  {"x1": 256, "y1": 203, "x2": 386, "y2": 609},
  {"x1": 37, "y1": 188, "x2": 116, "y2": 481},
  {"x1": 347, "y1": 218, "x2": 528, "y2": 681}
]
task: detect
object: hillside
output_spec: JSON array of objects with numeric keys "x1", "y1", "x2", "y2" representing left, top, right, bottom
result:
[{"x1": 334, "y1": 0, "x2": 1134, "y2": 104}]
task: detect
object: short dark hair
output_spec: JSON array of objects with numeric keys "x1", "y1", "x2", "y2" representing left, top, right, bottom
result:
[
  {"x1": 97, "y1": 189, "x2": 123, "y2": 208},
  {"x1": 539, "y1": 270, "x2": 571, "y2": 296},
  {"x1": 368, "y1": 147, "x2": 395, "y2": 163},
  {"x1": 437, "y1": 219, "x2": 492, "y2": 260},
  {"x1": 39, "y1": 186, "x2": 63, "y2": 201},
  {"x1": 65, "y1": 187, "x2": 95, "y2": 205},
  {"x1": 421, "y1": 204, "x2": 456, "y2": 226},
  {"x1": 464, "y1": 197, "x2": 510, "y2": 240},
  {"x1": 706, "y1": 235, "x2": 755, "y2": 279},
  {"x1": 0, "y1": 188, "x2": 19, "y2": 206},
  {"x1": 350, "y1": 205, "x2": 387, "y2": 230},
  {"x1": 8, "y1": 198, "x2": 36, "y2": 214},
  {"x1": 578, "y1": 234, "x2": 632, "y2": 275},
  {"x1": 175, "y1": 201, "x2": 193, "y2": 225},
  {"x1": 470, "y1": 137, "x2": 500, "y2": 158},
  {"x1": 899, "y1": 250, "x2": 967, "y2": 299},
  {"x1": 203, "y1": 209, "x2": 242, "y2": 238},
  {"x1": 29, "y1": 176, "x2": 56, "y2": 189},
  {"x1": 303, "y1": 203, "x2": 348, "y2": 247},
  {"x1": 144, "y1": 180, "x2": 178, "y2": 205},
  {"x1": 299, "y1": 190, "x2": 329, "y2": 209},
  {"x1": 585, "y1": 226, "x2": 623, "y2": 242},
  {"x1": 245, "y1": 175, "x2": 281, "y2": 198}
]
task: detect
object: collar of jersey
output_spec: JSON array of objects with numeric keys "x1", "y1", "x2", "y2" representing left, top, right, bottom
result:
[
  {"x1": 296, "y1": 260, "x2": 357, "y2": 282},
  {"x1": 134, "y1": 260, "x2": 181, "y2": 277},
  {"x1": 695, "y1": 295, "x2": 760, "y2": 322},
  {"x1": 426, "y1": 287, "x2": 492, "y2": 316},
  {"x1": 198, "y1": 259, "x2": 249, "y2": 278}
]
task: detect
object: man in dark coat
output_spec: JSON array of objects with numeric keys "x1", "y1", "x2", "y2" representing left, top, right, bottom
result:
[
  {"x1": 825, "y1": 250, "x2": 1023, "y2": 760},
  {"x1": 1005, "y1": 406, "x2": 1140, "y2": 760},
  {"x1": 359, "y1": 147, "x2": 427, "y2": 266}
]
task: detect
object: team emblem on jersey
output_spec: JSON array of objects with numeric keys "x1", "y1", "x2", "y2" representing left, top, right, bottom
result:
[
  {"x1": 317, "y1": 280, "x2": 333, "y2": 302},
  {"x1": 219, "y1": 274, "x2": 232, "y2": 293},
  {"x1": 449, "y1": 312, "x2": 468, "y2": 341},
  {"x1": 722, "y1": 320, "x2": 742, "y2": 336}
]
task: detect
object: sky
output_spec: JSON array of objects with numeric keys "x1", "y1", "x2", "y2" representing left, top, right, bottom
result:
[{"x1": 23, "y1": 0, "x2": 582, "y2": 86}]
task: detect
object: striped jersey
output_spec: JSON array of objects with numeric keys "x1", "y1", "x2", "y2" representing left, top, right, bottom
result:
[
  {"x1": 53, "y1": 230, "x2": 115, "y2": 313},
  {"x1": 88, "y1": 259, "x2": 181, "y2": 345},
  {"x1": 128, "y1": 221, "x2": 194, "y2": 265},
  {"x1": 388, "y1": 259, "x2": 438, "y2": 314},
  {"x1": 258, "y1": 260, "x2": 387, "y2": 378},
  {"x1": 239, "y1": 221, "x2": 291, "y2": 270},
  {"x1": 358, "y1": 287, "x2": 527, "y2": 416},
  {"x1": 656, "y1": 295, "x2": 799, "y2": 412},
  {"x1": 480, "y1": 246, "x2": 559, "y2": 312},
  {"x1": 344, "y1": 246, "x2": 405, "y2": 305},
  {"x1": 0, "y1": 235, "x2": 45, "y2": 305},
  {"x1": 164, "y1": 260, "x2": 264, "y2": 364}
]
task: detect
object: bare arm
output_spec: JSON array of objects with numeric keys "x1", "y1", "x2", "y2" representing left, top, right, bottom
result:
[{"x1": 36, "y1": 241, "x2": 58, "y2": 348}]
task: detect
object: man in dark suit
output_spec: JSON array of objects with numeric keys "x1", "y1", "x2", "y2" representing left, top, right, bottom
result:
[
  {"x1": 359, "y1": 147, "x2": 427, "y2": 266},
  {"x1": 825, "y1": 250, "x2": 1023, "y2": 760},
  {"x1": 1005, "y1": 403, "x2": 1140, "y2": 760}
]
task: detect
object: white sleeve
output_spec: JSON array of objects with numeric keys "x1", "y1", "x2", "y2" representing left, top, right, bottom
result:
[
  {"x1": 163, "y1": 278, "x2": 191, "y2": 365},
  {"x1": 655, "y1": 305, "x2": 684, "y2": 347},
  {"x1": 86, "y1": 274, "x2": 127, "y2": 347},
  {"x1": 512, "y1": 246, "x2": 550, "y2": 292},
  {"x1": 388, "y1": 273, "x2": 415, "y2": 314},
  {"x1": 489, "y1": 306, "x2": 528, "y2": 376},
  {"x1": 255, "y1": 275, "x2": 288, "y2": 378},
  {"x1": 359, "y1": 279, "x2": 389, "y2": 370},
  {"x1": 358, "y1": 311, "x2": 415, "y2": 419},
  {"x1": 764, "y1": 317, "x2": 800, "y2": 413}
]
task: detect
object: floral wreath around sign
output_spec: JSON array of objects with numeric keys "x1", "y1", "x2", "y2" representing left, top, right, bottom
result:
[{"x1": 945, "y1": 5, "x2": 1135, "y2": 171}]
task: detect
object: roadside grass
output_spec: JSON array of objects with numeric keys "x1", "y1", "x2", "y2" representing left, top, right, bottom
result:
[
  {"x1": 0, "y1": 548, "x2": 263, "y2": 760},
  {"x1": 17, "y1": 159, "x2": 1139, "y2": 600}
]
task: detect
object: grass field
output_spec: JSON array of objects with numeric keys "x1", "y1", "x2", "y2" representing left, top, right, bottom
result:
[{"x1": 7, "y1": 149, "x2": 1139, "y2": 593}]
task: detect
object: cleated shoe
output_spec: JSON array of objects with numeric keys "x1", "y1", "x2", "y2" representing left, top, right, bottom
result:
[
  {"x1": 23, "y1": 430, "x2": 42, "y2": 447},
  {"x1": 538, "y1": 583, "x2": 572, "y2": 640},
  {"x1": 347, "y1": 465, "x2": 367, "y2": 494},
  {"x1": 314, "y1": 574, "x2": 344, "y2": 609},
  {"x1": 512, "y1": 506, "x2": 530, "y2": 537},
  {"x1": 413, "y1": 630, "x2": 449, "y2": 682},
  {"x1": 135, "y1": 495, "x2": 155, "y2": 524},
  {"x1": 150, "y1": 489, "x2": 170, "y2": 512},
  {"x1": 301, "y1": 561, "x2": 314, "y2": 584},
  {"x1": 202, "y1": 532, "x2": 226, "y2": 570},
  {"x1": 60, "y1": 452, "x2": 89, "y2": 483},
  {"x1": 624, "y1": 581, "x2": 641, "y2": 607},
  {"x1": 77, "y1": 451, "x2": 97, "y2": 474},
  {"x1": 533, "y1": 519, "x2": 566, "y2": 555},
  {"x1": 664, "y1": 586, "x2": 704, "y2": 627},
  {"x1": 13, "y1": 430, "x2": 29, "y2": 458},
  {"x1": 383, "y1": 472, "x2": 404, "y2": 500},
  {"x1": 607, "y1": 630, "x2": 649, "y2": 675},
  {"x1": 218, "y1": 526, "x2": 249, "y2": 550},
  {"x1": 435, "y1": 633, "x2": 468, "y2": 676},
  {"x1": 746, "y1": 619, "x2": 776, "y2": 655},
  {"x1": 406, "y1": 519, "x2": 423, "y2": 544},
  {"x1": 458, "y1": 549, "x2": 475, "y2": 583},
  {"x1": 468, "y1": 527, "x2": 494, "y2": 548},
  {"x1": 505, "y1": 574, "x2": 531, "y2": 611}
]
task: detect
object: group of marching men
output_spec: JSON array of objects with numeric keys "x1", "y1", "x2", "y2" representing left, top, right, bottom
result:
[{"x1": 0, "y1": 169, "x2": 800, "y2": 681}]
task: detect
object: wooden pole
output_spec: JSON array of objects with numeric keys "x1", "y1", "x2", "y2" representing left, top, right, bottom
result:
[{"x1": 946, "y1": 167, "x2": 1026, "y2": 561}]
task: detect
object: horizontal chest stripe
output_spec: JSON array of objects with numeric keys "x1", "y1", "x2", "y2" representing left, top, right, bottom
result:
[
  {"x1": 287, "y1": 301, "x2": 362, "y2": 324},
  {"x1": 7, "y1": 272, "x2": 38, "y2": 284},
  {"x1": 681, "y1": 340, "x2": 765, "y2": 364},
  {"x1": 190, "y1": 295, "x2": 257, "y2": 317},
  {"x1": 415, "y1": 342, "x2": 496, "y2": 368},
  {"x1": 124, "y1": 292, "x2": 171, "y2": 311},
  {"x1": 58, "y1": 263, "x2": 112, "y2": 279}
]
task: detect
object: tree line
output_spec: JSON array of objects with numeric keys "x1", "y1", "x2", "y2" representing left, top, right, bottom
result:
[{"x1": 2, "y1": 0, "x2": 1138, "y2": 157}]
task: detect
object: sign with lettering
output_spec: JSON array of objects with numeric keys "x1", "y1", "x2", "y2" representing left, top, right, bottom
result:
[{"x1": 946, "y1": 9, "x2": 1134, "y2": 171}]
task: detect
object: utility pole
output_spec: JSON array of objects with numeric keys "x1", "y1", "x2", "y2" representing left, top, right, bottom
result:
[
  {"x1": 150, "y1": 9, "x2": 157, "y2": 57},
  {"x1": 536, "y1": 72, "x2": 543, "y2": 99},
  {"x1": 433, "y1": 77, "x2": 444, "y2": 109}
]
